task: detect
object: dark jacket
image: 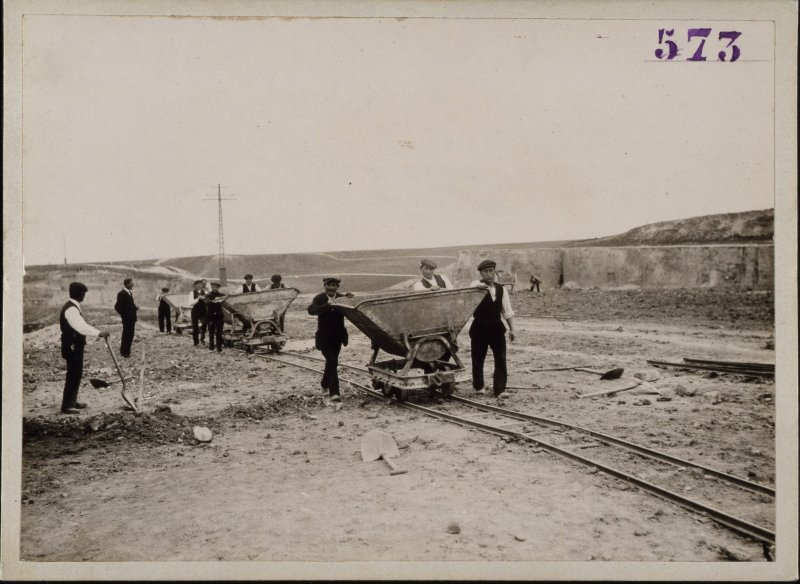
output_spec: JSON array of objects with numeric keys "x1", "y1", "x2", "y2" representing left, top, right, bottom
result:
[
  {"x1": 114, "y1": 289, "x2": 138, "y2": 322},
  {"x1": 205, "y1": 290, "x2": 226, "y2": 320},
  {"x1": 308, "y1": 292, "x2": 348, "y2": 348}
]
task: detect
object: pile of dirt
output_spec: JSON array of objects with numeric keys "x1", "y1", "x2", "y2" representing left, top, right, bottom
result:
[{"x1": 22, "y1": 408, "x2": 219, "y2": 446}]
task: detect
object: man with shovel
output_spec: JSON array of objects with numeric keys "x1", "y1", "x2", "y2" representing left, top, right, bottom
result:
[{"x1": 60, "y1": 282, "x2": 110, "y2": 414}]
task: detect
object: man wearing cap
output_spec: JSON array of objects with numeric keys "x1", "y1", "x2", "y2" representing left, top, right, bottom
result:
[
  {"x1": 204, "y1": 282, "x2": 227, "y2": 353},
  {"x1": 187, "y1": 280, "x2": 208, "y2": 346},
  {"x1": 470, "y1": 259, "x2": 516, "y2": 399},
  {"x1": 242, "y1": 274, "x2": 261, "y2": 293},
  {"x1": 60, "y1": 282, "x2": 111, "y2": 414},
  {"x1": 307, "y1": 277, "x2": 354, "y2": 403},
  {"x1": 413, "y1": 259, "x2": 453, "y2": 292}
]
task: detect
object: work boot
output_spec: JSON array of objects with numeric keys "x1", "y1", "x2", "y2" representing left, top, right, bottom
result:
[
  {"x1": 60, "y1": 407, "x2": 80, "y2": 414},
  {"x1": 74, "y1": 402, "x2": 88, "y2": 409}
]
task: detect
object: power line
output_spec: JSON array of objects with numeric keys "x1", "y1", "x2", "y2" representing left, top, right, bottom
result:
[{"x1": 203, "y1": 184, "x2": 235, "y2": 285}]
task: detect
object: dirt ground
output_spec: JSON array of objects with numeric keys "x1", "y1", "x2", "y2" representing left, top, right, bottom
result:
[{"x1": 18, "y1": 288, "x2": 776, "y2": 565}]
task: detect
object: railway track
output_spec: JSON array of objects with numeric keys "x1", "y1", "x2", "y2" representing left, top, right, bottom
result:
[{"x1": 243, "y1": 347, "x2": 775, "y2": 549}]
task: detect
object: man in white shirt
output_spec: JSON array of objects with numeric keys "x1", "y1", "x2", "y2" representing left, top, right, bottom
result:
[
  {"x1": 60, "y1": 282, "x2": 110, "y2": 414},
  {"x1": 242, "y1": 274, "x2": 261, "y2": 293},
  {"x1": 469, "y1": 259, "x2": 516, "y2": 399},
  {"x1": 413, "y1": 259, "x2": 453, "y2": 292}
]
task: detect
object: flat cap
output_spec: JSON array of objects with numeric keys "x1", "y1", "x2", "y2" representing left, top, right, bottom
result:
[
  {"x1": 477, "y1": 259, "x2": 497, "y2": 271},
  {"x1": 244, "y1": 274, "x2": 253, "y2": 279},
  {"x1": 323, "y1": 276, "x2": 342, "y2": 284},
  {"x1": 210, "y1": 281, "x2": 221, "y2": 287},
  {"x1": 193, "y1": 280, "x2": 204, "y2": 286},
  {"x1": 420, "y1": 259, "x2": 438, "y2": 269}
]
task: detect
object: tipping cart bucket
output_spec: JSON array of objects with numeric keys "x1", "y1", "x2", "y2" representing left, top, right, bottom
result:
[
  {"x1": 331, "y1": 287, "x2": 487, "y2": 400},
  {"x1": 162, "y1": 293, "x2": 193, "y2": 334},
  {"x1": 221, "y1": 288, "x2": 299, "y2": 352}
]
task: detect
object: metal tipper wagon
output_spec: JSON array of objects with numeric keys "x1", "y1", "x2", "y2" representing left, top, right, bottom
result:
[
  {"x1": 221, "y1": 288, "x2": 300, "y2": 353},
  {"x1": 162, "y1": 293, "x2": 194, "y2": 335},
  {"x1": 331, "y1": 288, "x2": 487, "y2": 401}
]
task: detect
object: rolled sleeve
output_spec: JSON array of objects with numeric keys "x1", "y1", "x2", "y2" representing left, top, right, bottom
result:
[{"x1": 501, "y1": 292, "x2": 514, "y2": 320}]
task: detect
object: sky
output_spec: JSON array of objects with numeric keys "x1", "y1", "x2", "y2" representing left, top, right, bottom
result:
[{"x1": 20, "y1": 15, "x2": 775, "y2": 265}]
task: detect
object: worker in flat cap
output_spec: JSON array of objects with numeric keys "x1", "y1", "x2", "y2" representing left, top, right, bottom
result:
[
  {"x1": 269, "y1": 274, "x2": 287, "y2": 331},
  {"x1": 413, "y1": 259, "x2": 453, "y2": 292},
  {"x1": 469, "y1": 259, "x2": 516, "y2": 399},
  {"x1": 307, "y1": 277, "x2": 354, "y2": 403},
  {"x1": 204, "y1": 282, "x2": 228, "y2": 353},
  {"x1": 187, "y1": 280, "x2": 208, "y2": 346},
  {"x1": 242, "y1": 274, "x2": 261, "y2": 294},
  {"x1": 59, "y1": 282, "x2": 111, "y2": 414}
]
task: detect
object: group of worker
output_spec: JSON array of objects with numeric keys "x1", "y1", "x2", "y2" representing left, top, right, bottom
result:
[
  {"x1": 307, "y1": 258, "x2": 515, "y2": 403},
  {"x1": 58, "y1": 259, "x2": 515, "y2": 414}
]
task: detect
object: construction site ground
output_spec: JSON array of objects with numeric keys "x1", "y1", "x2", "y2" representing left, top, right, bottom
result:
[{"x1": 19, "y1": 288, "x2": 776, "y2": 564}]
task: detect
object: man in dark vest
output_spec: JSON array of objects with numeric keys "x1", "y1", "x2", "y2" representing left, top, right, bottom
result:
[
  {"x1": 156, "y1": 287, "x2": 172, "y2": 333},
  {"x1": 269, "y1": 274, "x2": 287, "y2": 331},
  {"x1": 413, "y1": 259, "x2": 453, "y2": 292},
  {"x1": 269, "y1": 274, "x2": 285, "y2": 289},
  {"x1": 529, "y1": 274, "x2": 541, "y2": 293},
  {"x1": 242, "y1": 274, "x2": 260, "y2": 293},
  {"x1": 205, "y1": 282, "x2": 227, "y2": 353},
  {"x1": 114, "y1": 278, "x2": 139, "y2": 358},
  {"x1": 187, "y1": 280, "x2": 208, "y2": 346},
  {"x1": 469, "y1": 259, "x2": 516, "y2": 399},
  {"x1": 60, "y1": 282, "x2": 110, "y2": 414},
  {"x1": 307, "y1": 276, "x2": 354, "y2": 403}
]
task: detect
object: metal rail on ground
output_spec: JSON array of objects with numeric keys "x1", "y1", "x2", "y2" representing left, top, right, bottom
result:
[{"x1": 248, "y1": 348, "x2": 775, "y2": 546}]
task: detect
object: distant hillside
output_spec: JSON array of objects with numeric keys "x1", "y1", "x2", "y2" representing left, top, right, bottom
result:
[{"x1": 567, "y1": 209, "x2": 773, "y2": 247}]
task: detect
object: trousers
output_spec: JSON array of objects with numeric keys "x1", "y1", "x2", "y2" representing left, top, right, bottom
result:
[
  {"x1": 319, "y1": 341, "x2": 342, "y2": 396},
  {"x1": 208, "y1": 317, "x2": 224, "y2": 352},
  {"x1": 120, "y1": 319, "x2": 136, "y2": 357},
  {"x1": 191, "y1": 310, "x2": 207, "y2": 345},
  {"x1": 469, "y1": 324, "x2": 507, "y2": 394},
  {"x1": 62, "y1": 344, "x2": 84, "y2": 409},
  {"x1": 158, "y1": 306, "x2": 172, "y2": 332}
]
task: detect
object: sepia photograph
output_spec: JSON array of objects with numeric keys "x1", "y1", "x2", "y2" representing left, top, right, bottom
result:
[{"x1": 2, "y1": 0, "x2": 797, "y2": 581}]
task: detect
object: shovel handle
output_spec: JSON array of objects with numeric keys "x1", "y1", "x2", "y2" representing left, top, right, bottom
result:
[
  {"x1": 104, "y1": 337, "x2": 126, "y2": 384},
  {"x1": 381, "y1": 455, "x2": 407, "y2": 476},
  {"x1": 104, "y1": 337, "x2": 137, "y2": 411}
]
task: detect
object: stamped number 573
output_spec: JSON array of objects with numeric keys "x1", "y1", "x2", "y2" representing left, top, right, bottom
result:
[{"x1": 655, "y1": 28, "x2": 742, "y2": 62}]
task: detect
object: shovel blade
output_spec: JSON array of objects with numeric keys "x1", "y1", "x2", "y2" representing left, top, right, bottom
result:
[
  {"x1": 361, "y1": 430, "x2": 401, "y2": 462},
  {"x1": 600, "y1": 367, "x2": 625, "y2": 380}
]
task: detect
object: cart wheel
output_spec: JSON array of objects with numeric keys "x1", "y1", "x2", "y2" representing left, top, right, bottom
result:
[
  {"x1": 427, "y1": 387, "x2": 438, "y2": 400},
  {"x1": 371, "y1": 379, "x2": 383, "y2": 391},
  {"x1": 246, "y1": 345, "x2": 254, "y2": 354},
  {"x1": 441, "y1": 382, "x2": 455, "y2": 397},
  {"x1": 176, "y1": 329, "x2": 183, "y2": 335},
  {"x1": 395, "y1": 387, "x2": 409, "y2": 402}
]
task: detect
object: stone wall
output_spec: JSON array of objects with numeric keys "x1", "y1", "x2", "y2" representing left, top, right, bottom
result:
[{"x1": 451, "y1": 244, "x2": 774, "y2": 291}]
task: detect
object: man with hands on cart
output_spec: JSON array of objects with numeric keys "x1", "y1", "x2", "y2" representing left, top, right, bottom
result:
[
  {"x1": 204, "y1": 281, "x2": 228, "y2": 353},
  {"x1": 470, "y1": 259, "x2": 516, "y2": 399},
  {"x1": 307, "y1": 276, "x2": 354, "y2": 403}
]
